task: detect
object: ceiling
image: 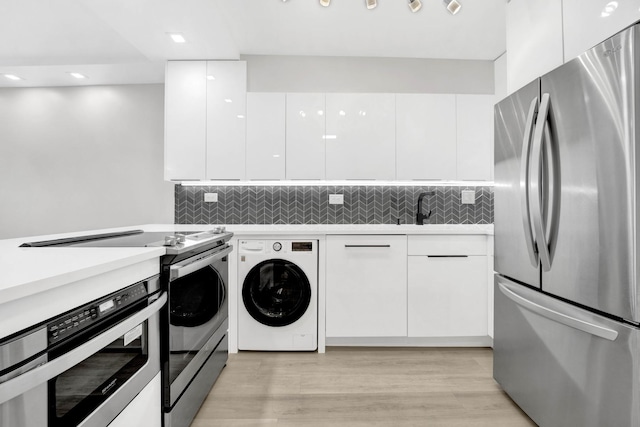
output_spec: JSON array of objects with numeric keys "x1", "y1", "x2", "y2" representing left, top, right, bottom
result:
[{"x1": 0, "y1": 0, "x2": 506, "y2": 88}]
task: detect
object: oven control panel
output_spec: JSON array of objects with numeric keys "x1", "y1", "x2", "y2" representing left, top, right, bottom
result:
[{"x1": 47, "y1": 282, "x2": 148, "y2": 345}]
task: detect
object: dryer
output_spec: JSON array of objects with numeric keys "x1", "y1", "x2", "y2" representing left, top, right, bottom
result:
[{"x1": 238, "y1": 239, "x2": 318, "y2": 351}]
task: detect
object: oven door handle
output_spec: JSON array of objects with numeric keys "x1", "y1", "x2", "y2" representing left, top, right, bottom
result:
[
  {"x1": 169, "y1": 245, "x2": 233, "y2": 281},
  {"x1": 0, "y1": 292, "x2": 167, "y2": 405}
]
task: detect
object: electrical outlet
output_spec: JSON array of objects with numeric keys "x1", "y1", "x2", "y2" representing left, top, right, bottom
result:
[
  {"x1": 204, "y1": 193, "x2": 218, "y2": 203},
  {"x1": 461, "y1": 190, "x2": 475, "y2": 204},
  {"x1": 329, "y1": 194, "x2": 344, "y2": 205}
]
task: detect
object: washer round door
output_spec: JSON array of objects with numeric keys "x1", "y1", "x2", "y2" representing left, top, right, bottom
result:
[{"x1": 242, "y1": 259, "x2": 311, "y2": 327}]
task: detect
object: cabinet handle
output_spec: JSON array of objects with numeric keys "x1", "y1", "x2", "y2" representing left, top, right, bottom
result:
[
  {"x1": 344, "y1": 244, "x2": 391, "y2": 248},
  {"x1": 427, "y1": 255, "x2": 469, "y2": 258}
]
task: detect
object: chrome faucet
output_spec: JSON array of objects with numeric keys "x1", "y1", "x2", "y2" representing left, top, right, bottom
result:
[{"x1": 416, "y1": 191, "x2": 436, "y2": 225}]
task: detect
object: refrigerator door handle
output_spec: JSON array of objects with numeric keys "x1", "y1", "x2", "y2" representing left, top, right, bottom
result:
[
  {"x1": 498, "y1": 282, "x2": 619, "y2": 341},
  {"x1": 530, "y1": 93, "x2": 552, "y2": 271},
  {"x1": 520, "y1": 97, "x2": 539, "y2": 267}
]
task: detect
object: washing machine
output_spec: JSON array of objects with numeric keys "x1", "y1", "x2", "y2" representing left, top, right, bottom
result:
[{"x1": 238, "y1": 239, "x2": 318, "y2": 351}]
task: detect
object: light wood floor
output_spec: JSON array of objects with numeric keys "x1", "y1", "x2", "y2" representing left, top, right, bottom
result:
[{"x1": 192, "y1": 347, "x2": 536, "y2": 427}]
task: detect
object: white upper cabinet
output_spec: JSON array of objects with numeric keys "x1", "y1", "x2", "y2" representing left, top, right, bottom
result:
[
  {"x1": 456, "y1": 95, "x2": 494, "y2": 181},
  {"x1": 164, "y1": 61, "x2": 207, "y2": 180},
  {"x1": 325, "y1": 93, "x2": 396, "y2": 180},
  {"x1": 206, "y1": 61, "x2": 247, "y2": 180},
  {"x1": 506, "y1": 0, "x2": 563, "y2": 94},
  {"x1": 396, "y1": 94, "x2": 457, "y2": 180},
  {"x1": 246, "y1": 93, "x2": 286, "y2": 180},
  {"x1": 563, "y1": 0, "x2": 640, "y2": 62},
  {"x1": 286, "y1": 93, "x2": 326, "y2": 180}
]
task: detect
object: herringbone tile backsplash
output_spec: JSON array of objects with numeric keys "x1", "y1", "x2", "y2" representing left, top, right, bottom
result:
[{"x1": 175, "y1": 185, "x2": 493, "y2": 225}]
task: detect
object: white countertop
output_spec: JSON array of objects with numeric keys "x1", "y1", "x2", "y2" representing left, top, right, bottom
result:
[
  {"x1": 144, "y1": 223, "x2": 494, "y2": 236},
  {"x1": 0, "y1": 223, "x2": 492, "y2": 335},
  {"x1": 1, "y1": 223, "x2": 492, "y2": 300},
  {"x1": 0, "y1": 229, "x2": 166, "y2": 306}
]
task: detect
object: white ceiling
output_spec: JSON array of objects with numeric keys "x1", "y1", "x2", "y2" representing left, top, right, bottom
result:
[{"x1": 0, "y1": 0, "x2": 505, "y2": 88}]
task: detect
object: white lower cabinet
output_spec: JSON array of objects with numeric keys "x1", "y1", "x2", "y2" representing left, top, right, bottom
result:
[
  {"x1": 108, "y1": 373, "x2": 161, "y2": 427},
  {"x1": 407, "y1": 235, "x2": 488, "y2": 338},
  {"x1": 326, "y1": 235, "x2": 408, "y2": 337},
  {"x1": 408, "y1": 256, "x2": 487, "y2": 337}
]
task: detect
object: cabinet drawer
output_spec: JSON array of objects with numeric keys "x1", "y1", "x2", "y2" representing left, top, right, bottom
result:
[{"x1": 408, "y1": 235, "x2": 486, "y2": 256}]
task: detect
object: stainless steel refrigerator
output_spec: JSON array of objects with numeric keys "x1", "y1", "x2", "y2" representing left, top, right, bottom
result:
[{"x1": 494, "y1": 24, "x2": 640, "y2": 427}]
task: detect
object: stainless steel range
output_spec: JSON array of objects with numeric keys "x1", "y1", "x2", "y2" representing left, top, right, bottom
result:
[{"x1": 21, "y1": 227, "x2": 233, "y2": 427}]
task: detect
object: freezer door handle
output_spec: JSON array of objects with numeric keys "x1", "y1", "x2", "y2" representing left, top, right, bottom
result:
[
  {"x1": 498, "y1": 282, "x2": 618, "y2": 341},
  {"x1": 530, "y1": 93, "x2": 552, "y2": 271},
  {"x1": 520, "y1": 97, "x2": 539, "y2": 267}
]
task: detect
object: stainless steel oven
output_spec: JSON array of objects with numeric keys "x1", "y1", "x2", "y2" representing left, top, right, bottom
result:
[
  {"x1": 20, "y1": 227, "x2": 233, "y2": 427},
  {"x1": 162, "y1": 243, "x2": 231, "y2": 427},
  {"x1": 0, "y1": 276, "x2": 165, "y2": 427}
]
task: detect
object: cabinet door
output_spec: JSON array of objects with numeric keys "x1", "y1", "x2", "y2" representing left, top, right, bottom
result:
[
  {"x1": 286, "y1": 93, "x2": 326, "y2": 179},
  {"x1": 456, "y1": 95, "x2": 494, "y2": 181},
  {"x1": 325, "y1": 93, "x2": 396, "y2": 180},
  {"x1": 563, "y1": 0, "x2": 640, "y2": 62},
  {"x1": 246, "y1": 93, "x2": 286, "y2": 180},
  {"x1": 326, "y1": 235, "x2": 407, "y2": 337},
  {"x1": 396, "y1": 94, "x2": 457, "y2": 180},
  {"x1": 164, "y1": 61, "x2": 206, "y2": 180},
  {"x1": 408, "y1": 256, "x2": 487, "y2": 337},
  {"x1": 206, "y1": 61, "x2": 247, "y2": 180},
  {"x1": 506, "y1": 0, "x2": 563, "y2": 94}
]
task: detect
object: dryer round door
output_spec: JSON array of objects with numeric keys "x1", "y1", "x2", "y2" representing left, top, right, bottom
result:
[{"x1": 242, "y1": 259, "x2": 311, "y2": 327}]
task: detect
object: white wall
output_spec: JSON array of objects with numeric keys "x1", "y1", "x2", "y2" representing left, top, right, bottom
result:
[
  {"x1": 0, "y1": 84, "x2": 174, "y2": 239},
  {"x1": 243, "y1": 55, "x2": 495, "y2": 94},
  {"x1": 494, "y1": 52, "x2": 507, "y2": 103}
]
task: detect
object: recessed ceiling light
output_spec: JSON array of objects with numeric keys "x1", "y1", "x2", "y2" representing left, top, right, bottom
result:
[
  {"x1": 168, "y1": 33, "x2": 186, "y2": 43},
  {"x1": 207, "y1": 75, "x2": 216, "y2": 80},
  {"x1": 320, "y1": 0, "x2": 330, "y2": 7},
  {"x1": 68, "y1": 72, "x2": 87, "y2": 79},
  {"x1": 366, "y1": 0, "x2": 377, "y2": 10},
  {"x1": 237, "y1": 115, "x2": 245, "y2": 119},
  {"x1": 3, "y1": 74, "x2": 22, "y2": 81},
  {"x1": 443, "y1": 0, "x2": 461, "y2": 15},
  {"x1": 224, "y1": 99, "x2": 233, "y2": 103}
]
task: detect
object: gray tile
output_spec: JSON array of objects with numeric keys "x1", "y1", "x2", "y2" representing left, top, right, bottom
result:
[{"x1": 174, "y1": 185, "x2": 494, "y2": 225}]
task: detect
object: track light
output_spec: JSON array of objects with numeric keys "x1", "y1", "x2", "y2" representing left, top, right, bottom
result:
[
  {"x1": 366, "y1": 0, "x2": 377, "y2": 10},
  {"x1": 320, "y1": 0, "x2": 330, "y2": 6},
  {"x1": 408, "y1": 0, "x2": 422, "y2": 12},
  {"x1": 443, "y1": 0, "x2": 462, "y2": 15}
]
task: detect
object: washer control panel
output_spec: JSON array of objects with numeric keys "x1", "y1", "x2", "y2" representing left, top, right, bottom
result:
[{"x1": 238, "y1": 240, "x2": 317, "y2": 256}]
